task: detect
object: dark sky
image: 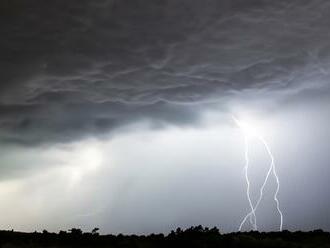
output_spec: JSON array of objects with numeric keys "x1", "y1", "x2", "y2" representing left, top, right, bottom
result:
[{"x1": 0, "y1": 0, "x2": 329, "y2": 234}]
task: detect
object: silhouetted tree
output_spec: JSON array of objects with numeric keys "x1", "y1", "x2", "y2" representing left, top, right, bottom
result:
[
  {"x1": 92, "y1": 227, "x2": 100, "y2": 235},
  {"x1": 69, "y1": 228, "x2": 82, "y2": 236}
]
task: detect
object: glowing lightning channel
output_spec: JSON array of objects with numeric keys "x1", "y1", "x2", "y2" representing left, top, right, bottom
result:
[
  {"x1": 232, "y1": 116, "x2": 258, "y2": 231},
  {"x1": 241, "y1": 135, "x2": 257, "y2": 230},
  {"x1": 260, "y1": 137, "x2": 283, "y2": 231},
  {"x1": 232, "y1": 115, "x2": 283, "y2": 232}
]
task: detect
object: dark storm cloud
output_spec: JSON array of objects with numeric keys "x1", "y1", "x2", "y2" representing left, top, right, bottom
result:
[{"x1": 1, "y1": 0, "x2": 330, "y2": 144}]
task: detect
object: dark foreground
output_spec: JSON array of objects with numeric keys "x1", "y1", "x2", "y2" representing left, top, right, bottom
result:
[{"x1": 0, "y1": 226, "x2": 329, "y2": 248}]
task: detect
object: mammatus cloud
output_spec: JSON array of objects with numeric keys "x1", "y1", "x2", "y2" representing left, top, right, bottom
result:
[{"x1": 1, "y1": 0, "x2": 330, "y2": 144}]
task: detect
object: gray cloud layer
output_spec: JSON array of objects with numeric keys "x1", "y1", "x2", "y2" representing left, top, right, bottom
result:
[{"x1": 1, "y1": 0, "x2": 330, "y2": 144}]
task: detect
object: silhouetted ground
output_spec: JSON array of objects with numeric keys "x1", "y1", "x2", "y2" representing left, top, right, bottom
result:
[{"x1": 0, "y1": 226, "x2": 329, "y2": 248}]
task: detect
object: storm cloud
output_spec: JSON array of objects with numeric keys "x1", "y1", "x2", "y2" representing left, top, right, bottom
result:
[
  {"x1": 1, "y1": 0, "x2": 330, "y2": 144},
  {"x1": 1, "y1": 0, "x2": 330, "y2": 234}
]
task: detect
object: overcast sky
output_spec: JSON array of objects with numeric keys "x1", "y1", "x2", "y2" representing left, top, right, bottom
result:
[{"x1": 0, "y1": 0, "x2": 329, "y2": 234}]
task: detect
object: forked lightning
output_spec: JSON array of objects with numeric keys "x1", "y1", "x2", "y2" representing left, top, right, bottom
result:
[{"x1": 232, "y1": 116, "x2": 283, "y2": 232}]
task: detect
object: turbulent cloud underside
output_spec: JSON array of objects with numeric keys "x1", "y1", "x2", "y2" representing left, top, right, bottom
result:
[{"x1": 1, "y1": 0, "x2": 330, "y2": 144}]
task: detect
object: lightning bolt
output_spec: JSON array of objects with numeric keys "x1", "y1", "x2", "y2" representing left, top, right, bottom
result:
[
  {"x1": 232, "y1": 116, "x2": 283, "y2": 232},
  {"x1": 241, "y1": 135, "x2": 257, "y2": 231}
]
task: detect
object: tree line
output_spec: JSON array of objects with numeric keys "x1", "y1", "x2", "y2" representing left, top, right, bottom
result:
[{"x1": 0, "y1": 226, "x2": 329, "y2": 247}]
